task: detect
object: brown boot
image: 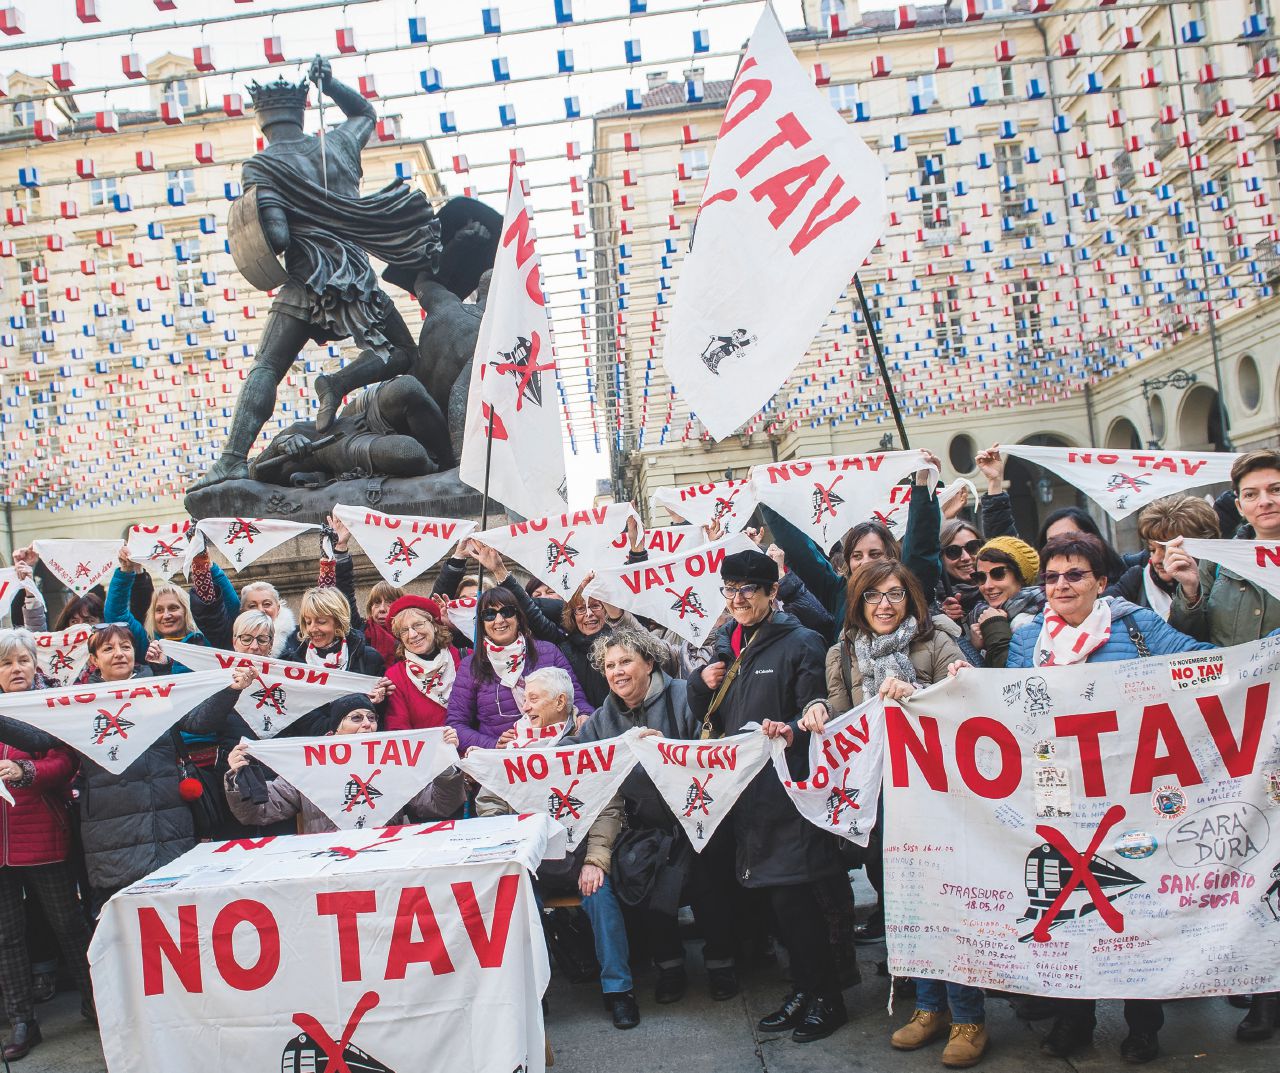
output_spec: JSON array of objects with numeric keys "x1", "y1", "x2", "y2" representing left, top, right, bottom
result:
[
  {"x1": 942, "y1": 1023, "x2": 988, "y2": 1067},
  {"x1": 891, "y1": 1008, "x2": 952, "y2": 1050}
]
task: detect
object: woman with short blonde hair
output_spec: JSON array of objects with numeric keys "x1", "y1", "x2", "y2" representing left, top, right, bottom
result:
[{"x1": 281, "y1": 586, "x2": 384, "y2": 676}]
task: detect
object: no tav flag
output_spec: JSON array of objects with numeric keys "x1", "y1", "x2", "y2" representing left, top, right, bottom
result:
[
  {"x1": 661, "y1": 5, "x2": 887, "y2": 440},
  {"x1": 331, "y1": 505, "x2": 475, "y2": 588}
]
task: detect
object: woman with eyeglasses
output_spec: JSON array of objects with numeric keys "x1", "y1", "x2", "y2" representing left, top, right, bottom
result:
[
  {"x1": 965, "y1": 537, "x2": 1043, "y2": 669},
  {"x1": 445, "y1": 588, "x2": 588, "y2": 754},
  {"x1": 383, "y1": 596, "x2": 460, "y2": 731}
]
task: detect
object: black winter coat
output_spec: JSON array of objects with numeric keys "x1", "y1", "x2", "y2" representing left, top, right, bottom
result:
[
  {"x1": 280, "y1": 627, "x2": 385, "y2": 679},
  {"x1": 686, "y1": 611, "x2": 843, "y2": 888},
  {"x1": 0, "y1": 671, "x2": 241, "y2": 895}
]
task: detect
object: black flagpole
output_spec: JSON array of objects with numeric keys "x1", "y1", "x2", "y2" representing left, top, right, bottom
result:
[
  {"x1": 853, "y1": 273, "x2": 910, "y2": 450},
  {"x1": 472, "y1": 406, "x2": 497, "y2": 650}
]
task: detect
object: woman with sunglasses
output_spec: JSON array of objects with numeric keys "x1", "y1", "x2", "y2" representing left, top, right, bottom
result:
[
  {"x1": 1002, "y1": 532, "x2": 1212, "y2": 1065},
  {"x1": 966, "y1": 537, "x2": 1043, "y2": 668},
  {"x1": 383, "y1": 596, "x2": 460, "y2": 731},
  {"x1": 445, "y1": 588, "x2": 588, "y2": 754}
]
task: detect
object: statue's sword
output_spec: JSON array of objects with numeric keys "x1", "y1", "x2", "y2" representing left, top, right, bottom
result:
[{"x1": 313, "y1": 68, "x2": 328, "y2": 197}]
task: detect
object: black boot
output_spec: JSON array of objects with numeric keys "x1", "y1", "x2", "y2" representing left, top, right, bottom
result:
[
  {"x1": 792, "y1": 995, "x2": 848, "y2": 1043},
  {"x1": 756, "y1": 991, "x2": 810, "y2": 1034},
  {"x1": 1119, "y1": 1029, "x2": 1160, "y2": 1063},
  {"x1": 654, "y1": 966, "x2": 686, "y2": 1005},
  {"x1": 605, "y1": 991, "x2": 640, "y2": 1030},
  {"x1": 1237, "y1": 993, "x2": 1278, "y2": 1042},
  {"x1": 1041, "y1": 1014, "x2": 1093, "y2": 1058},
  {"x1": 708, "y1": 966, "x2": 740, "y2": 1001},
  {"x1": 3, "y1": 1022, "x2": 41, "y2": 1061}
]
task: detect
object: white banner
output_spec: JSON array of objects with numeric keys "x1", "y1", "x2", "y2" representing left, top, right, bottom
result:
[
  {"x1": 331, "y1": 505, "x2": 476, "y2": 588},
  {"x1": 651, "y1": 477, "x2": 757, "y2": 532},
  {"x1": 1181, "y1": 539, "x2": 1280, "y2": 601},
  {"x1": 0, "y1": 671, "x2": 232, "y2": 774},
  {"x1": 610, "y1": 524, "x2": 708, "y2": 560},
  {"x1": 32, "y1": 539, "x2": 119, "y2": 596},
  {"x1": 751, "y1": 451, "x2": 934, "y2": 550},
  {"x1": 884, "y1": 638, "x2": 1280, "y2": 998},
  {"x1": 588, "y1": 533, "x2": 755, "y2": 643},
  {"x1": 459, "y1": 169, "x2": 568, "y2": 519},
  {"x1": 90, "y1": 813, "x2": 558, "y2": 1073},
  {"x1": 30, "y1": 625, "x2": 94, "y2": 686},
  {"x1": 476, "y1": 502, "x2": 639, "y2": 598},
  {"x1": 1001, "y1": 445, "x2": 1237, "y2": 521},
  {"x1": 194, "y1": 517, "x2": 319, "y2": 571},
  {"x1": 446, "y1": 597, "x2": 477, "y2": 642},
  {"x1": 126, "y1": 522, "x2": 192, "y2": 580},
  {"x1": 506, "y1": 716, "x2": 568, "y2": 747},
  {"x1": 627, "y1": 730, "x2": 772, "y2": 850},
  {"x1": 773, "y1": 698, "x2": 884, "y2": 846},
  {"x1": 461, "y1": 732, "x2": 637, "y2": 850},
  {"x1": 159, "y1": 641, "x2": 383, "y2": 738},
  {"x1": 0, "y1": 567, "x2": 43, "y2": 619},
  {"x1": 661, "y1": 6, "x2": 887, "y2": 440},
  {"x1": 244, "y1": 728, "x2": 459, "y2": 831}
]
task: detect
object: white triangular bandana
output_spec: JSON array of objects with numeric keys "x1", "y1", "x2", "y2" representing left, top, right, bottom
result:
[
  {"x1": 159, "y1": 641, "x2": 383, "y2": 738},
  {"x1": 460, "y1": 732, "x2": 637, "y2": 850},
  {"x1": 0, "y1": 568, "x2": 44, "y2": 619},
  {"x1": 403, "y1": 650, "x2": 456, "y2": 708},
  {"x1": 446, "y1": 597, "x2": 477, "y2": 642},
  {"x1": 635, "y1": 525, "x2": 709, "y2": 557},
  {"x1": 1001, "y1": 445, "x2": 1237, "y2": 521},
  {"x1": 0, "y1": 670, "x2": 232, "y2": 774},
  {"x1": 588, "y1": 534, "x2": 756, "y2": 643},
  {"x1": 195, "y1": 517, "x2": 319, "y2": 571},
  {"x1": 31, "y1": 540, "x2": 119, "y2": 596},
  {"x1": 474, "y1": 502, "x2": 639, "y2": 598},
  {"x1": 627, "y1": 729, "x2": 771, "y2": 851},
  {"x1": 331, "y1": 505, "x2": 477, "y2": 587},
  {"x1": 31, "y1": 625, "x2": 94, "y2": 687},
  {"x1": 651, "y1": 477, "x2": 757, "y2": 532},
  {"x1": 244, "y1": 728, "x2": 459, "y2": 831},
  {"x1": 1181, "y1": 539, "x2": 1280, "y2": 601},
  {"x1": 126, "y1": 522, "x2": 192, "y2": 580},
  {"x1": 772, "y1": 698, "x2": 884, "y2": 846},
  {"x1": 505, "y1": 716, "x2": 567, "y2": 747},
  {"x1": 751, "y1": 451, "x2": 937, "y2": 550}
]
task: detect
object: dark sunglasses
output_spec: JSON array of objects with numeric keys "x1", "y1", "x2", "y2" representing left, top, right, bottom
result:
[
  {"x1": 480, "y1": 606, "x2": 518, "y2": 623},
  {"x1": 942, "y1": 539, "x2": 982, "y2": 561},
  {"x1": 972, "y1": 566, "x2": 1014, "y2": 585},
  {"x1": 1041, "y1": 568, "x2": 1094, "y2": 587}
]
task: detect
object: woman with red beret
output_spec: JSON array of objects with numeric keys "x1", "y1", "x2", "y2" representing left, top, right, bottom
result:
[{"x1": 382, "y1": 595, "x2": 462, "y2": 730}]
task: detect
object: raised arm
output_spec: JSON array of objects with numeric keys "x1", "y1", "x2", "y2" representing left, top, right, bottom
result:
[{"x1": 310, "y1": 56, "x2": 375, "y2": 146}]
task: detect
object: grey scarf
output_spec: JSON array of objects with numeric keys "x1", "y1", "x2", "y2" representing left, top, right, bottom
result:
[{"x1": 853, "y1": 617, "x2": 919, "y2": 702}]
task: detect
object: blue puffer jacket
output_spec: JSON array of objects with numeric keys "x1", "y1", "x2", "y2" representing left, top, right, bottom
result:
[{"x1": 1007, "y1": 596, "x2": 1215, "y2": 668}]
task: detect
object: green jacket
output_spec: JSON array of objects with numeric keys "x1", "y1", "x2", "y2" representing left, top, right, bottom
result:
[{"x1": 1170, "y1": 559, "x2": 1280, "y2": 646}]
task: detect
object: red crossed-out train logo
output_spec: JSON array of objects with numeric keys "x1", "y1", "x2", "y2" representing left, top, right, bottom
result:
[
  {"x1": 548, "y1": 780, "x2": 584, "y2": 821},
  {"x1": 825, "y1": 769, "x2": 861, "y2": 826},
  {"x1": 546, "y1": 532, "x2": 579, "y2": 574},
  {"x1": 811, "y1": 477, "x2": 845, "y2": 524},
  {"x1": 710, "y1": 487, "x2": 743, "y2": 526},
  {"x1": 683, "y1": 774, "x2": 714, "y2": 817},
  {"x1": 74, "y1": 562, "x2": 92, "y2": 579},
  {"x1": 342, "y1": 769, "x2": 384, "y2": 812},
  {"x1": 226, "y1": 519, "x2": 261, "y2": 544},
  {"x1": 386, "y1": 537, "x2": 421, "y2": 567},
  {"x1": 666, "y1": 586, "x2": 707, "y2": 621},
  {"x1": 92, "y1": 702, "x2": 135, "y2": 745},
  {"x1": 284, "y1": 990, "x2": 396, "y2": 1073}
]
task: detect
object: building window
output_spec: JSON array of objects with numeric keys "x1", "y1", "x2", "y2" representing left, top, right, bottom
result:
[
  {"x1": 1012, "y1": 280, "x2": 1042, "y2": 349},
  {"x1": 994, "y1": 141, "x2": 1025, "y2": 219},
  {"x1": 680, "y1": 148, "x2": 708, "y2": 179},
  {"x1": 933, "y1": 286, "x2": 962, "y2": 347},
  {"x1": 89, "y1": 177, "x2": 118, "y2": 208},
  {"x1": 162, "y1": 79, "x2": 191, "y2": 110},
  {"x1": 827, "y1": 83, "x2": 859, "y2": 113},
  {"x1": 12, "y1": 100, "x2": 36, "y2": 127},
  {"x1": 167, "y1": 169, "x2": 197, "y2": 199},
  {"x1": 917, "y1": 152, "x2": 948, "y2": 230},
  {"x1": 987, "y1": 0, "x2": 1008, "y2": 10},
  {"x1": 986, "y1": 64, "x2": 1016, "y2": 100},
  {"x1": 907, "y1": 74, "x2": 938, "y2": 109},
  {"x1": 175, "y1": 235, "x2": 204, "y2": 327}
]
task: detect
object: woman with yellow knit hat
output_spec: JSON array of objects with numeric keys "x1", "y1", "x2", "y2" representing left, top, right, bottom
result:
[{"x1": 966, "y1": 536, "x2": 1043, "y2": 668}]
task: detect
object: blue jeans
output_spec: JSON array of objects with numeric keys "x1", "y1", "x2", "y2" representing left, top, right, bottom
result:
[
  {"x1": 581, "y1": 875, "x2": 633, "y2": 995},
  {"x1": 915, "y1": 979, "x2": 985, "y2": 1024}
]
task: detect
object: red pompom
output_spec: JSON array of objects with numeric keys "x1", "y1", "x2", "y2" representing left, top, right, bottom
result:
[{"x1": 178, "y1": 777, "x2": 204, "y2": 802}]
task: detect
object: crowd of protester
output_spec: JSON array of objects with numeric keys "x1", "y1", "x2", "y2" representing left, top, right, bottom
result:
[{"x1": 0, "y1": 446, "x2": 1277, "y2": 1066}]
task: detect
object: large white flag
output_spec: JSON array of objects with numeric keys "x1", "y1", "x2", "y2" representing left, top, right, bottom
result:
[
  {"x1": 194, "y1": 517, "x2": 319, "y2": 571},
  {"x1": 0, "y1": 671, "x2": 231, "y2": 774},
  {"x1": 623, "y1": 524, "x2": 709, "y2": 558},
  {"x1": 772, "y1": 698, "x2": 884, "y2": 846},
  {"x1": 1001, "y1": 445, "x2": 1236, "y2": 521},
  {"x1": 331, "y1": 504, "x2": 476, "y2": 587},
  {"x1": 30, "y1": 625, "x2": 94, "y2": 686},
  {"x1": 475, "y1": 502, "x2": 639, "y2": 598},
  {"x1": 651, "y1": 477, "x2": 757, "y2": 532},
  {"x1": 1181, "y1": 539, "x2": 1280, "y2": 600},
  {"x1": 32, "y1": 540, "x2": 119, "y2": 596},
  {"x1": 751, "y1": 450, "x2": 934, "y2": 550},
  {"x1": 588, "y1": 534, "x2": 754, "y2": 643},
  {"x1": 661, "y1": 7, "x2": 887, "y2": 440},
  {"x1": 459, "y1": 170, "x2": 568, "y2": 519},
  {"x1": 627, "y1": 730, "x2": 771, "y2": 850},
  {"x1": 126, "y1": 521, "x2": 192, "y2": 580},
  {"x1": 159, "y1": 641, "x2": 383, "y2": 738},
  {"x1": 244, "y1": 728, "x2": 459, "y2": 831},
  {"x1": 460, "y1": 733, "x2": 638, "y2": 850}
]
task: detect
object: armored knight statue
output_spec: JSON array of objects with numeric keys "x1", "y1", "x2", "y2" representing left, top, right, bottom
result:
[{"x1": 191, "y1": 57, "x2": 445, "y2": 492}]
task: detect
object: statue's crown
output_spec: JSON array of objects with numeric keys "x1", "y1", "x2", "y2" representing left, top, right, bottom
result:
[{"x1": 247, "y1": 77, "x2": 309, "y2": 112}]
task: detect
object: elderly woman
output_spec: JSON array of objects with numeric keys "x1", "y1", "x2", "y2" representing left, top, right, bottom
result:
[
  {"x1": 0, "y1": 630, "x2": 94, "y2": 1060},
  {"x1": 281, "y1": 587, "x2": 385, "y2": 676},
  {"x1": 476, "y1": 667, "x2": 637, "y2": 1029},
  {"x1": 225, "y1": 694, "x2": 465, "y2": 833},
  {"x1": 966, "y1": 536, "x2": 1043, "y2": 668},
  {"x1": 384, "y1": 596, "x2": 460, "y2": 731},
  {"x1": 570, "y1": 627, "x2": 736, "y2": 1008},
  {"x1": 188, "y1": 552, "x2": 298, "y2": 658},
  {"x1": 1004, "y1": 531, "x2": 1212, "y2": 1064},
  {"x1": 446, "y1": 587, "x2": 586, "y2": 754}
]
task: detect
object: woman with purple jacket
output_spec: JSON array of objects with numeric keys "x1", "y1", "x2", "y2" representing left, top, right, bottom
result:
[{"x1": 446, "y1": 586, "x2": 588, "y2": 754}]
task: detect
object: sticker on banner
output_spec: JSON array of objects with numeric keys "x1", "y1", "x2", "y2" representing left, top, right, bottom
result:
[
  {"x1": 1152, "y1": 784, "x2": 1188, "y2": 820},
  {"x1": 1169, "y1": 653, "x2": 1225, "y2": 690},
  {"x1": 1265, "y1": 767, "x2": 1280, "y2": 807},
  {"x1": 1113, "y1": 831, "x2": 1158, "y2": 860},
  {"x1": 1033, "y1": 766, "x2": 1072, "y2": 818}
]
